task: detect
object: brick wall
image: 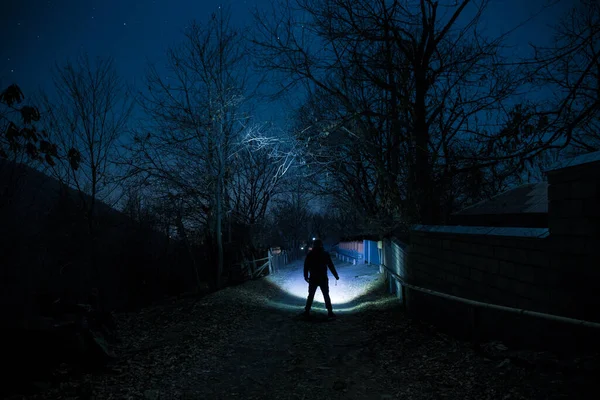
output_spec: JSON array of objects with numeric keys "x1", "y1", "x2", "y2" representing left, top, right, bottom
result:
[{"x1": 382, "y1": 153, "x2": 600, "y2": 351}]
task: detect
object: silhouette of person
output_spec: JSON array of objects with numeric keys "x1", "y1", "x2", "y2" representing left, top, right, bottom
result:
[{"x1": 303, "y1": 239, "x2": 339, "y2": 318}]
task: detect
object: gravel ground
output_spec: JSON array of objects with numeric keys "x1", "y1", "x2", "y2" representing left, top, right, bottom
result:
[{"x1": 12, "y1": 261, "x2": 598, "y2": 400}]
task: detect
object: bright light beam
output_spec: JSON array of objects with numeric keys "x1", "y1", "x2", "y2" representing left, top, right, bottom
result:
[{"x1": 264, "y1": 261, "x2": 390, "y2": 313}]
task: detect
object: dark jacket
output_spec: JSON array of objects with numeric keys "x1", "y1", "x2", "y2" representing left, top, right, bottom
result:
[{"x1": 304, "y1": 248, "x2": 339, "y2": 281}]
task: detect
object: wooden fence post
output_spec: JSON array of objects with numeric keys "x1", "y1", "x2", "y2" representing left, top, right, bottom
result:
[{"x1": 268, "y1": 250, "x2": 273, "y2": 274}]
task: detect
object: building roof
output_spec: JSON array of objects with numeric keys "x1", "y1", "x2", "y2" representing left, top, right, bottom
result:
[
  {"x1": 453, "y1": 182, "x2": 548, "y2": 216},
  {"x1": 413, "y1": 224, "x2": 549, "y2": 238},
  {"x1": 545, "y1": 150, "x2": 600, "y2": 172}
]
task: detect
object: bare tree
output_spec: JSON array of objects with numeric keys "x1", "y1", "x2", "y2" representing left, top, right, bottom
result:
[
  {"x1": 38, "y1": 55, "x2": 132, "y2": 286},
  {"x1": 126, "y1": 8, "x2": 251, "y2": 289},
  {"x1": 252, "y1": 0, "x2": 554, "y2": 228},
  {"x1": 529, "y1": 0, "x2": 600, "y2": 154},
  {"x1": 228, "y1": 125, "x2": 286, "y2": 245},
  {"x1": 269, "y1": 178, "x2": 313, "y2": 254},
  {"x1": 309, "y1": 212, "x2": 331, "y2": 241},
  {"x1": 42, "y1": 55, "x2": 132, "y2": 224}
]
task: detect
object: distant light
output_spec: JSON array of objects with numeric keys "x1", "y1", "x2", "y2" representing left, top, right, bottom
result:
[
  {"x1": 300, "y1": 247, "x2": 304, "y2": 250},
  {"x1": 312, "y1": 237, "x2": 316, "y2": 240}
]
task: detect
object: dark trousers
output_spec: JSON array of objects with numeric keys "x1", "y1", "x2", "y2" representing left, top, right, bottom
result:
[{"x1": 305, "y1": 277, "x2": 333, "y2": 312}]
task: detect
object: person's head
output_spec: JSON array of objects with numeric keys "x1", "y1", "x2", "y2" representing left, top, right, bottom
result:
[{"x1": 313, "y1": 239, "x2": 323, "y2": 249}]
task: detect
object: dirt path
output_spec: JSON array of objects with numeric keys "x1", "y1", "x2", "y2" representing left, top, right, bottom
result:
[{"x1": 17, "y1": 262, "x2": 597, "y2": 399}]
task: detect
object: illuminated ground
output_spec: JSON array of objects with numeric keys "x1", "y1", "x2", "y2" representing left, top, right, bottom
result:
[
  {"x1": 17, "y1": 260, "x2": 596, "y2": 399},
  {"x1": 264, "y1": 259, "x2": 393, "y2": 313}
]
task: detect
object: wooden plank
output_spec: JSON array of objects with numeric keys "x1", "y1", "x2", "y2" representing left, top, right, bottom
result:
[{"x1": 254, "y1": 261, "x2": 270, "y2": 278}]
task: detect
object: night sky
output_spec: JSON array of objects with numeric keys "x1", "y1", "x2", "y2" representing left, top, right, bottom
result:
[{"x1": 1, "y1": 0, "x2": 571, "y2": 123}]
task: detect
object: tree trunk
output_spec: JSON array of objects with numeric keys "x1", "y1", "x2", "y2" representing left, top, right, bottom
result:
[
  {"x1": 228, "y1": 211, "x2": 232, "y2": 243},
  {"x1": 414, "y1": 70, "x2": 435, "y2": 225},
  {"x1": 215, "y1": 120, "x2": 225, "y2": 289},
  {"x1": 175, "y1": 205, "x2": 202, "y2": 291},
  {"x1": 89, "y1": 167, "x2": 99, "y2": 290}
]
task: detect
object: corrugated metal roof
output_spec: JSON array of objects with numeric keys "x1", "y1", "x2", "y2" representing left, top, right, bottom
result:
[{"x1": 453, "y1": 182, "x2": 548, "y2": 216}]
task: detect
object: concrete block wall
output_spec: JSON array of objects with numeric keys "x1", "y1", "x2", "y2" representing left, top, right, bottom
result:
[
  {"x1": 409, "y1": 227, "x2": 563, "y2": 315},
  {"x1": 404, "y1": 226, "x2": 600, "y2": 351},
  {"x1": 546, "y1": 157, "x2": 600, "y2": 322},
  {"x1": 387, "y1": 152, "x2": 600, "y2": 351}
]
